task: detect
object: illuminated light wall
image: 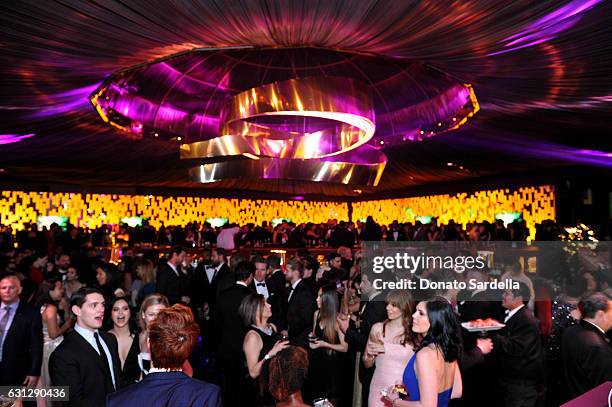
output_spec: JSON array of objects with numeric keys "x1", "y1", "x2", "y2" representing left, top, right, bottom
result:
[
  {"x1": 353, "y1": 185, "x2": 555, "y2": 239},
  {"x1": 1, "y1": 186, "x2": 555, "y2": 239},
  {"x1": 0, "y1": 191, "x2": 348, "y2": 230}
]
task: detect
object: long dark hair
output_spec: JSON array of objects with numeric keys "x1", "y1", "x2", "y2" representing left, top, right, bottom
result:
[
  {"x1": 34, "y1": 276, "x2": 63, "y2": 309},
  {"x1": 318, "y1": 285, "x2": 340, "y2": 344},
  {"x1": 105, "y1": 296, "x2": 137, "y2": 333},
  {"x1": 414, "y1": 297, "x2": 462, "y2": 362}
]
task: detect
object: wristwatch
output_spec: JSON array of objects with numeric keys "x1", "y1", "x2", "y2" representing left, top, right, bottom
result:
[{"x1": 263, "y1": 354, "x2": 271, "y2": 361}]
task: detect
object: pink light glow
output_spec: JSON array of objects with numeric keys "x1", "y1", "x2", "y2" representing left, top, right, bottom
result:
[{"x1": 0, "y1": 133, "x2": 35, "y2": 145}]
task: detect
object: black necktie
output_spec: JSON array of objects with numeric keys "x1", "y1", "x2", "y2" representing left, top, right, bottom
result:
[
  {"x1": 94, "y1": 332, "x2": 115, "y2": 390},
  {"x1": 257, "y1": 282, "x2": 266, "y2": 287}
]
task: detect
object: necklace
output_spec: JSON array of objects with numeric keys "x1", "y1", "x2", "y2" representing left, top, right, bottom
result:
[{"x1": 251, "y1": 324, "x2": 273, "y2": 335}]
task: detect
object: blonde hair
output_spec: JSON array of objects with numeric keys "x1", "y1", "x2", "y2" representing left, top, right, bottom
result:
[
  {"x1": 136, "y1": 260, "x2": 156, "y2": 285},
  {"x1": 138, "y1": 293, "x2": 169, "y2": 331}
]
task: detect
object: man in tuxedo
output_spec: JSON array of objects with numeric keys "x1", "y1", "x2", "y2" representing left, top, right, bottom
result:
[
  {"x1": 492, "y1": 282, "x2": 543, "y2": 407},
  {"x1": 195, "y1": 247, "x2": 230, "y2": 317},
  {"x1": 155, "y1": 246, "x2": 188, "y2": 305},
  {"x1": 281, "y1": 258, "x2": 315, "y2": 349},
  {"x1": 50, "y1": 287, "x2": 120, "y2": 407},
  {"x1": 0, "y1": 275, "x2": 43, "y2": 387},
  {"x1": 337, "y1": 273, "x2": 386, "y2": 407},
  {"x1": 562, "y1": 292, "x2": 612, "y2": 400},
  {"x1": 249, "y1": 256, "x2": 270, "y2": 300},
  {"x1": 266, "y1": 254, "x2": 286, "y2": 328},
  {"x1": 455, "y1": 268, "x2": 502, "y2": 406},
  {"x1": 213, "y1": 261, "x2": 254, "y2": 406},
  {"x1": 212, "y1": 248, "x2": 234, "y2": 301}
]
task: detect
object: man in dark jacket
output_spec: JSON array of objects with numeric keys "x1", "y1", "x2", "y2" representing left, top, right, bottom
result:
[
  {"x1": 337, "y1": 273, "x2": 387, "y2": 407},
  {"x1": 0, "y1": 274, "x2": 43, "y2": 387},
  {"x1": 562, "y1": 292, "x2": 612, "y2": 400},
  {"x1": 213, "y1": 261, "x2": 254, "y2": 406},
  {"x1": 492, "y1": 281, "x2": 543, "y2": 407}
]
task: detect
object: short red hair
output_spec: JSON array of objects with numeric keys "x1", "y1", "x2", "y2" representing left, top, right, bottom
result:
[{"x1": 149, "y1": 304, "x2": 199, "y2": 369}]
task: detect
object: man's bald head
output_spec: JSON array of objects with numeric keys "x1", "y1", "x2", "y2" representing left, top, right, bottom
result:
[{"x1": 0, "y1": 275, "x2": 22, "y2": 304}]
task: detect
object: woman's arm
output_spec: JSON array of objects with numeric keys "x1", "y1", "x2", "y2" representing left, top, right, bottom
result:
[
  {"x1": 361, "y1": 323, "x2": 382, "y2": 369},
  {"x1": 450, "y1": 361, "x2": 462, "y2": 399},
  {"x1": 43, "y1": 305, "x2": 71, "y2": 339},
  {"x1": 243, "y1": 331, "x2": 264, "y2": 379},
  {"x1": 393, "y1": 348, "x2": 440, "y2": 407},
  {"x1": 319, "y1": 324, "x2": 349, "y2": 353}
]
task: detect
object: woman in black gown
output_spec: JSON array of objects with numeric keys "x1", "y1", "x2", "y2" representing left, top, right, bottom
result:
[
  {"x1": 308, "y1": 284, "x2": 349, "y2": 406},
  {"x1": 240, "y1": 293, "x2": 290, "y2": 406},
  {"x1": 107, "y1": 296, "x2": 140, "y2": 387}
]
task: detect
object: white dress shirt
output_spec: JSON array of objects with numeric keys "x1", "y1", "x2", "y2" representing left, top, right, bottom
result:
[
  {"x1": 167, "y1": 261, "x2": 179, "y2": 277},
  {"x1": 504, "y1": 304, "x2": 525, "y2": 323},
  {"x1": 74, "y1": 323, "x2": 116, "y2": 388},
  {"x1": 253, "y1": 279, "x2": 269, "y2": 299}
]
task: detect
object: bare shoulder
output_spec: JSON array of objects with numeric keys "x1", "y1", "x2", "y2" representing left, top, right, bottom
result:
[{"x1": 369, "y1": 322, "x2": 384, "y2": 337}]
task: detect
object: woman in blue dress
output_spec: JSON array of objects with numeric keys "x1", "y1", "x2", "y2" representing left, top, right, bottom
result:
[{"x1": 385, "y1": 297, "x2": 463, "y2": 407}]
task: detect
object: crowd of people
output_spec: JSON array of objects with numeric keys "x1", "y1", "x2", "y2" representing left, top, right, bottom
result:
[
  {"x1": 0, "y1": 216, "x2": 611, "y2": 407},
  {"x1": 0, "y1": 217, "x2": 587, "y2": 257}
]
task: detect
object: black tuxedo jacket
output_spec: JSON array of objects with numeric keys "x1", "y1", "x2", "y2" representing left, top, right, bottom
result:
[
  {"x1": 284, "y1": 280, "x2": 315, "y2": 348},
  {"x1": 266, "y1": 269, "x2": 286, "y2": 328},
  {"x1": 213, "y1": 264, "x2": 234, "y2": 303},
  {"x1": 0, "y1": 301, "x2": 43, "y2": 386},
  {"x1": 155, "y1": 263, "x2": 184, "y2": 305},
  {"x1": 344, "y1": 292, "x2": 387, "y2": 354},
  {"x1": 344, "y1": 292, "x2": 387, "y2": 381},
  {"x1": 193, "y1": 263, "x2": 230, "y2": 313},
  {"x1": 50, "y1": 330, "x2": 121, "y2": 407},
  {"x1": 562, "y1": 320, "x2": 612, "y2": 399},
  {"x1": 492, "y1": 306, "x2": 543, "y2": 381},
  {"x1": 213, "y1": 283, "x2": 253, "y2": 361}
]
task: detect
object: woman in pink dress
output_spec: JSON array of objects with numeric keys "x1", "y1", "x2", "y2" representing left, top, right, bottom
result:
[{"x1": 363, "y1": 290, "x2": 416, "y2": 407}]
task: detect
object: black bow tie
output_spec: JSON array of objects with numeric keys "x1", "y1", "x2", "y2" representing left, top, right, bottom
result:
[{"x1": 257, "y1": 282, "x2": 266, "y2": 287}]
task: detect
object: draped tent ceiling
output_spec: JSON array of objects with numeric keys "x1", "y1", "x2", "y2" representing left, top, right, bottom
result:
[{"x1": 1, "y1": 0, "x2": 611, "y2": 199}]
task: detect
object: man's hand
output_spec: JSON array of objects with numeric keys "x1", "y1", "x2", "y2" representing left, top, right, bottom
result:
[
  {"x1": 476, "y1": 338, "x2": 494, "y2": 355},
  {"x1": 23, "y1": 375, "x2": 39, "y2": 386}
]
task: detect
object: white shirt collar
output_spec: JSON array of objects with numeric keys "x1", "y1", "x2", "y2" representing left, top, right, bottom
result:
[
  {"x1": 74, "y1": 322, "x2": 97, "y2": 341},
  {"x1": 291, "y1": 278, "x2": 302, "y2": 290},
  {"x1": 167, "y1": 261, "x2": 179, "y2": 276},
  {"x1": 505, "y1": 304, "x2": 525, "y2": 322},
  {"x1": 367, "y1": 290, "x2": 381, "y2": 301},
  {"x1": 237, "y1": 281, "x2": 248, "y2": 287},
  {"x1": 583, "y1": 319, "x2": 606, "y2": 335},
  {"x1": 1, "y1": 300, "x2": 19, "y2": 311}
]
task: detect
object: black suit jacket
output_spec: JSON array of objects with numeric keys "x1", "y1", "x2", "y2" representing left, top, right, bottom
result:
[
  {"x1": 50, "y1": 330, "x2": 121, "y2": 407},
  {"x1": 284, "y1": 280, "x2": 315, "y2": 348},
  {"x1": 194, "y1": 263, "x2": 230, "y2": 314},
  {"x1": 344, "y1": 292, "x2": 386, "y2": 381},
  {"x1": 562, "y1": 320, "x2": 612, "y2": 399},
  {"x1": 213, "y1": 264, "x2": 233, "y2": 303},
  {"x1": 213, "y1": 283, "x2": 253, "y2": 361},
  {"x1": 492, "y1": 306, "x2": 543, "y2": 381},
  {"x1": 266, "y1": 269, "x2": 286, "y2": 328},
  {"x1": 155, "y1": 263, "x2": 184, "y2": 305},
  {"x1": 0, "y1": 301, "x2": 43, "y2": 386}
]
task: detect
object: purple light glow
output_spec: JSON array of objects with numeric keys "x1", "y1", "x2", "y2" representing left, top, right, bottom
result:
[
  {"x1": 489, "y1": 0, "x2": 603, "y2": 56},
  {"x1": 27, "y1": 84, "x2": 100, "y2": 119},
  {"x1": 0, "y1": 133, "x2": 35, "y2": 145}
]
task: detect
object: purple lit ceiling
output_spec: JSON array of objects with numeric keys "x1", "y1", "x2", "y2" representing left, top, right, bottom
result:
[{"x1": 0, "y1": 0, "x2": 611, "y2": 198}]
